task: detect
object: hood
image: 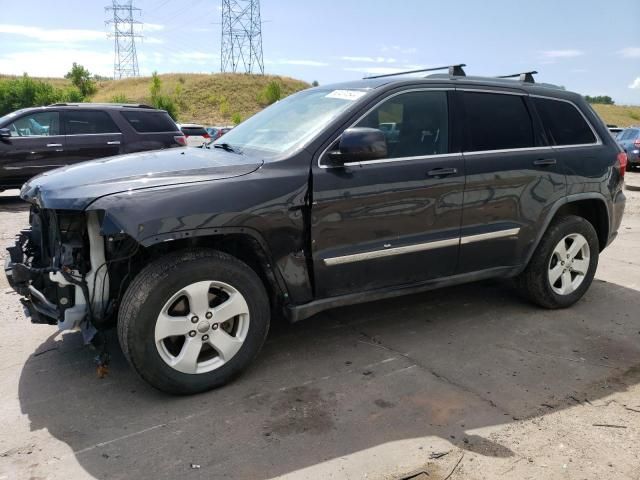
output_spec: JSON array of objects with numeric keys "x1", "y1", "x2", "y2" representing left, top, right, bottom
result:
[{"x1": 21, "y1": 147, "x2": 263, "y2": 210}]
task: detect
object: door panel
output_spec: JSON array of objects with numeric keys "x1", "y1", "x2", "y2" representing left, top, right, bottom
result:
[
  {"x1": 63, "y1": 110, "x2": 122, "y2": 164},
  {"x1": 459, "y1": 147, "x2": 565, "y2": 272},
  {"x1": 311, "y1": 89, "x2": 464, "y2": 298},
  {"x1": 0, "y1": 111, "x2": 65, "y2": 187},
  {"x1": 457, "y1": 90, "x2": 566, "y2": 273}
]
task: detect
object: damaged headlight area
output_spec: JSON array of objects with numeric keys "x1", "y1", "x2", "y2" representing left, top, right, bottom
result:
[{"x1": 5, "y1": 207, "x2": 138, "y2": 344}]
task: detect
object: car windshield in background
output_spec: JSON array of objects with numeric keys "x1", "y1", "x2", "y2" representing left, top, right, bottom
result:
[
  {"x1": 214, "y1": 88, "x2": 369, "y2": 157},
  {"x1": 182, "y1": 127, "x2": 208, "y2": 136}
]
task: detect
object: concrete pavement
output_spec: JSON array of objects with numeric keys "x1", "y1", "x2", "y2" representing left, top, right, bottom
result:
[{"x1": 1, "y1": 176, "x2": 639, "y2": 480}]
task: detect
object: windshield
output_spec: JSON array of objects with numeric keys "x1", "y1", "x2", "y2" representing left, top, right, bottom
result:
[{"x1": 214, "y1": 88, "x2": 369, "y2": 157}]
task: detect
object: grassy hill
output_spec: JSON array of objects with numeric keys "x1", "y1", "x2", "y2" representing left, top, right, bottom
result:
[
  {"x1": 91, "y1": 73, "x2": 309, "y2": 125},
  {"x1": 591, "y1": 104, "x2": 640, "y2": 128},
  {"x1": 2, "y1": 72, "x2": 639, "y2": 127}
]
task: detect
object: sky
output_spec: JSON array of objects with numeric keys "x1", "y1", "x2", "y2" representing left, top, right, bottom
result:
[{"x1": 0, "y1": 0, "x2": 639, "y2": 104}]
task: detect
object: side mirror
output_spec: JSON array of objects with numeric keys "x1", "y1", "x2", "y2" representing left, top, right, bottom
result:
[
  {"x1": 327, "y1": 127, "x2": 387, "y2": 165},
  {"x1": 0, "y1": 128, "x2": 11, "y2": 139}
]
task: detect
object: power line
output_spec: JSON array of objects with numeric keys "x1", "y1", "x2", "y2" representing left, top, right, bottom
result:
[
  {"x1": 220, "y1": 0, "x2": 264, "y2": 74},
  {"x1": 105, "y1": 0, "x2": 143, "y2": 79}
]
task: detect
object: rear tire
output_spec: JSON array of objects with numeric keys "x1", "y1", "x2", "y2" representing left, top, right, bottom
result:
[
  {"x1": 515, "y1": 215, "x2": 599, "y2": 309},
  {"x1": 118, "y1": 249, "x2": 270, "y2": 395}
]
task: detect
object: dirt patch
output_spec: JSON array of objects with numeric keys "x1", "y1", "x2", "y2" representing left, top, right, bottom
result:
[{"x1": 263, "y1": 386, "x2": 337, "y2": 436}]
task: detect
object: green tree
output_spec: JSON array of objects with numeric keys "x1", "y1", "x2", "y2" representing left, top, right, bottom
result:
[
  {"x1": 584, "y1": 95, "x2": 614, "y2": 105},
  {"x1": 148, "y1": 71, "x2": 179, "y2": 120},
  {"x1": 312, "y1": 80, "x2": 319, "y2": 87},
  {"x1": 64, "y1": 62, "x2": 97, "y2": 97}
]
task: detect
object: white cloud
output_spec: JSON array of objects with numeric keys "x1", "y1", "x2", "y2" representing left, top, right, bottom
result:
[
  {"x1": 381, "y1": 46, "x2": 417, "y2": 55},
  {"x1": 540, "y1": 49, "x2": 584, "y2": 58},
  {"x1": 0, "y1": 48, "x2": 113, "y2": 77},
  {"x1": 266, "y1": 59, "x2": 329, "y2": 67},
  {"x1": 629, "y1": 77, "x2": 640, "y2": 89},
  {"x1": 143, "y1": 23, "x2": 165, "y2": 32},
  {"x1": 340, "y1": 56, "x2": 396, "y2": 64},
  {"x1": 144, "y1": 37, "x2": 164, "y2": 45},
  {"x1": 0, "y1": 23, "x2": 105, "y2": 43},
  {"x1": 619, "y1": 47, "x2": 640, "y2": 58}
]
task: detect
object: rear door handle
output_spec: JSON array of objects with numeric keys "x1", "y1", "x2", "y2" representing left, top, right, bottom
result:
[
  {"x1": 533, "y1": 158, "x2": 557, "y2": 166},
  {"x1": 107, "y1": 141, "x2": 121, "y2": 145},
  {"x1": 46, "y1": 143, "x2": 62, "y2": 148},
  {"x1": 427, "y1": 167, "x2": 458, "y2": 177}
]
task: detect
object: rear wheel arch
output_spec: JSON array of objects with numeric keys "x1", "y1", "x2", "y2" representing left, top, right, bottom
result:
[
  {"x1": 553, "y1": 198, "x2": 609, "y2": 251},
  {"x1": 525, "y1": 194, "x2": 610, "y2": 265}
]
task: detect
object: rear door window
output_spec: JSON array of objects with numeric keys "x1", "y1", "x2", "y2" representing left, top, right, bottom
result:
[
  {"x1": 462, "y1": 92, "x2": 534, "y2": 152},
  {"x1": 533, "y1": 97, "x2": 596, "y2": 146},
  {"x1": 65, "y1": 111, "x2": 120, "y2": 135},
  {"x1": 122, "y1": 111, "x2": 178, "y2": 133}
]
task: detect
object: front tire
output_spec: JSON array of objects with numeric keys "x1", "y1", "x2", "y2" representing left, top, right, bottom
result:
[
  {"x1": 118, "y1": 249, "x2": 270, "y2": 395},
  {"x1": 516, "y1": 215, "x2": 599, "y2": 309}
]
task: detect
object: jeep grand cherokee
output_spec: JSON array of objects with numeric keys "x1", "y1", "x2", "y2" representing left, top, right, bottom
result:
[{"x1": 5, "y1": 65, "x2": 626, "y2": 394}]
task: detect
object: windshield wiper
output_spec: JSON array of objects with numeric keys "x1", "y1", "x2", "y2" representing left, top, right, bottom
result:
[{"x1": 213, "y1": 143, "x2": 242, "y2": 154}]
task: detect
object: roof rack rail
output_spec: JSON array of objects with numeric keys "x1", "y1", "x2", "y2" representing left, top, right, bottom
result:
[
  {"x1": 364, "y1": 63, "x2": 466, "y2": 80},
  {"x1": 496, "y1": 71, "x2": 538, "y2": 83},
  {"x1": 48, "y1": 102, "x2": 155, "y2": 108}
]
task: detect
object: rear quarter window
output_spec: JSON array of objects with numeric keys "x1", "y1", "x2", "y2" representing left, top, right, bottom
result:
[
  {"x1": 533, "y1": 97, "x2": 597, "y2": 146},
  {"x1": 121, "y1": 111, "x2": 178, "y2": 133}
]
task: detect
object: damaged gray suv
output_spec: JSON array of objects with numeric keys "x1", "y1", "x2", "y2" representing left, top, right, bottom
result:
[{"x1": 5, "y1": 65, "x2": 627, "y2": 394}]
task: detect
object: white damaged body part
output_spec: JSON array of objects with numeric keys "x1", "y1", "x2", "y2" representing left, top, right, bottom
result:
[{"x1": 49, "y1": 211, "x2": 109, "y2": 343}]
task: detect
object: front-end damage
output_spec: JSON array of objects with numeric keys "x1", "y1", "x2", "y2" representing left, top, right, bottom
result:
[{"x1": 5, "y1": 207, "x2": 136, "y2": 343}]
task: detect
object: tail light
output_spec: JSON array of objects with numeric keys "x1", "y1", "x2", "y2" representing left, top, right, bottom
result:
[
  {"x1": 617, "y1": 152, "x2": 628, "y2": 178},
  {"x1": 174, "y1": 135, "x2": 187, "y2": 146},
  {"x1": 634, "y1": 139, "x2": 640, "y2": 148},
  {"x1": 202, "y1": 133, "x2": 211, "y2": 139}
]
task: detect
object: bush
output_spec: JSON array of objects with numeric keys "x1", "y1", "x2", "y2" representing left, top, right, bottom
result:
[
  {"x1": 262, "y1": 80, "x2": 281, "y2": 105},
  {"x1": 0, "y1": 74, "x2": 83, "y2": 116},
  {"x1": 148, "y1": 71, "x2": 179, "y2": 121},
  {"x1": 231, "y1": 112, "x2": 242, "y2": 125},
  {"x1": 110, "y1": 93, "x2": 131, "y2": 104}
]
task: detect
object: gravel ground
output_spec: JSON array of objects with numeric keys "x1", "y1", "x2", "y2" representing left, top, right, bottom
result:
[{"x1": 0, "y1": 174, "x2": 639, "y2": 480}]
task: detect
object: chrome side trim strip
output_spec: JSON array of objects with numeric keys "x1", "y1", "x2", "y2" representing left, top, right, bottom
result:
[
  {"x1": 460, "y1": 228, "x2": 521, "y2": 245},
  {"x1": 323, "y1": 237, "x2": 459, "y2": 266},
  {"x1": 323, "y1": 227, "x2": 521, "y2": 266}
]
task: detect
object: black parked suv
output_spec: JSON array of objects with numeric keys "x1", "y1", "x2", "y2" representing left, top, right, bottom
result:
[
  {"x1": 5, "y1": 66, "x2": 627, "y2": 394},
  {"x1": 0, "y1": 103, "x2": 185, "y2": 190}
]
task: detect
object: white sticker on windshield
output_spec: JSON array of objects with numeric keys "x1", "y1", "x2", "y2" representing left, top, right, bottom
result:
[{"x1": 325, "y1": 90, "x2": 366, "y2": 101}]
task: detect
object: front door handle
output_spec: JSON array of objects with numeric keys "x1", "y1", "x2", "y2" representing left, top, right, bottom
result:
[
  {"x1": 107, "y1": 141, "x2": 121, "y2": 145},
  {"x1": 427, "y1": 167, "x2": 458, "y2": 177},
  {"x1": 533, "y1": 158, "x2": 557, "y2": 166},
  {"x1": 46, "y1": 143, "x2": 63, "y2": 148}
]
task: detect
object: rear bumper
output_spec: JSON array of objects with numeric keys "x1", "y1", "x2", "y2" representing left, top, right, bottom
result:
[{"x1": 607, "y1": 188, "x2": 626, "y2": 248}]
